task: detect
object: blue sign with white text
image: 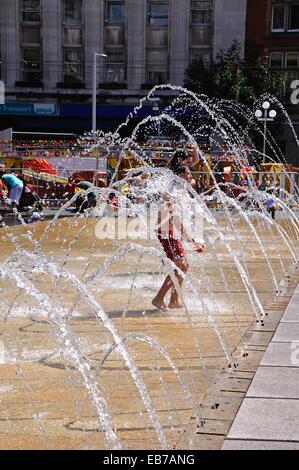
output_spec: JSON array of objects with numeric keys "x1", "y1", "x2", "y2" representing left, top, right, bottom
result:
[{"x1": 0, "y1": 102, "x2": 58, "y2": 116}]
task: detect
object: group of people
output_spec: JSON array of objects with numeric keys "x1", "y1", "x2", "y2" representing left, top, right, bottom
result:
[
  {"x1": 1, "y1": 144, "x2": 204, "y2": 312},
  {"x1": 228, "y1": 174, "x2": 279, "y2": 220}
]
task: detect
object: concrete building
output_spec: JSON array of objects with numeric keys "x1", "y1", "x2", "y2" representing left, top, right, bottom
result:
[
  {"x1": 246, "y1": 0, "x2": 299, "y2": 165},
  {"x1": 213, "y1": 0, "x2": 247, "y2": 59},
  {"x1": 0, "y1": 0, "x2": 247, "y2": 133}
]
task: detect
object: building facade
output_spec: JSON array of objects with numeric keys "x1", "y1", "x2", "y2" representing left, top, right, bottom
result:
[
  {"x1": 246, "y1": 0, "x2": 299, "y2": 87},
  {"x1": 246, "y1": 0, "x2": 299, "y2": 165},
  {"x1": 0, "y1": 0, "x2": 247, "y2": 133}
]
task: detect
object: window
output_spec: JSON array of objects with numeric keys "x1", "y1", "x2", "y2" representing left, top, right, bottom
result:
[
  {"x1": 63, "y1": 1, "x2": 83, "y2": 83},
  {"x1": 21, "y1": 2, "x2": 41, "y2": 81},
  {"x1": 105, "y1": 51, "x2": 126, "y2": 83},
  {"x1": 63, "y1": 49, "x2": 83, "y2": 83},
  {"x1": 191, "y1": 49, "x2": 211, "y2": 65},
  {"x1": 272, "y1": 4, "x2": 286, "y2": 31},
  {"x1": 148, "y1": 67, "x2": 168, "y2": 85},
  {"x1": 286, "y1": 70, "x2": 299, "y2": 82},
  {"x1": 147, "y1": 2, "x2": 168, "y2": 84},
  {"x1": 105, "y1": 27, "x2": 125, "y2": 46},
  {"x1": 272, "y1": 2, "x2": 299, "y2": 32},
  {"x1": 64, "y1": 0, "x2": 82, "y2": 25},
  {"x1": 22, "y1": 26, "x2": 40, "y2": 43},
  {"x1": 289, "y1": 4, "x2": 299, "y2": 30},
  {"x1": 286, "y1": 52, "x2": 299, "y2": 67},
  {"x1": 106, "y1": 1, "x2": 125, "y2": 24},
  {"x1": 270, "y1": 51, "x2": 299, "y2": 69},
  {"x1": 64, "y1": 28, "x2": 82, "y2": 45},
  {"x1": 148, "y1": 49, "x2": 168, "y2": 63},
  {"x1": 148, "y1": 49, "x2": 168, "y2": 84},
  {"x1": 149, "y1": 1, "x2": 169, "y2": 26},
  {"x1": 148, "y1": 29, "x2": 168, "y2": 47},
  {"x1": 22, "y1": 0, "x2": 40, "y2": 22},
  {"x1": 22, "y1": 47, "x2": 41, "y2": 82},
  {"x1": 191, "y1": 28, "x2": 210, "y2": 46},
  {"x1": 270, "y1": 52, "x2": 283, "y2": 67},
  {"x1": 191, "y1": 1, "x2": 212, "y2": 24}
]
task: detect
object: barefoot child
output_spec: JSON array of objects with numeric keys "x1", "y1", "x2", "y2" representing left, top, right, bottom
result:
[{"x1": 152, "y1": 166, "x2": 205, "y2": 311}]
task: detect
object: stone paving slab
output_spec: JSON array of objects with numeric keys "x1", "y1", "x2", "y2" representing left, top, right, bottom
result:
[
  {"x1": 246, "y1": 331, "x2": 274, "y2": 347},
  {"x1": 281, "y1": 309, "x2": 299, "y2": 323},
  {"x1": 234, "y1": 350, "x2": 267, "y2": 373},
  {"x1": 186, "y1": 418, "x2": 232, "y2": 437},
  {"x1": 246, "y1": 366, "x2": 299, "y2": 398},
  {"x1": 0, "y1": 219, "x2": 297, "y2": 450},
  {"x1": 211, "y1": 375, "x2": 251, "y2": 394},
  {"x1": 251, "y1": 313, "x2": 283, "y2": 332},
  {"x1": 222, "y1": 440, "x2": 299, "y2": 450},
  {"x1": 199, "y1": 394, "x2": 244, "y2": 421},
  {"x1": 226, "y1": 398, "x2": 299, "y2": 441},
  {"x1": 272, "y1": 323, "x2": 299, "y2": 343},
  {"x1": 281, "y1": 294, "x2": 299, "y2": 322},
  {"x1": 261, "y1": 342, "x2": 299, "y2": 367},
  {"x1": 223, "y1": 283, "x2": 299, "y2": 450}
]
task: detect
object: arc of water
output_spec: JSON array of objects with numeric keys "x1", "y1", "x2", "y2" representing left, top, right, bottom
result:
[
  {"x1": 99, "y1": 334, "x2": 204, "y2": 428},
  {"x1": 2, "y1": 249, "x2": 169, "y2": 449},
  {"x1": 86, "y1": 240, "x2": 236, "y2": 364},
  {"x1": 261, "y1": 94, "x2": 299, "y2": 148},
  {"x1": 242, "y1": 189, "x2": 298, "y2": 261},
  {"x1": 114, "y1": 164, "x2": 267, "y2": 322},
  {"x1": 220, "y1": 191, "x2": 281, "y2": 291},
  {"x1": 0, "y1": 262, "x2": 121, "y2": 450}
]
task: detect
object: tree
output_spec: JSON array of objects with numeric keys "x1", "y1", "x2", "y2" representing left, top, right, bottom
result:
[
  {"x1": 186, "y1": 40, "x2": 286, "y2": 107},
  {"x1": 187, "y1": 57, "x2": 214, "y2": 96},
  {"x1": 186, "y1": 41, "x2": 288, "y2": 163}
]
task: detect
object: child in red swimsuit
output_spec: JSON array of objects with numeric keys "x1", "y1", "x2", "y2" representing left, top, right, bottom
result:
[{"x1": 152, "y1": 166, "x2": 205, "y2": 311}]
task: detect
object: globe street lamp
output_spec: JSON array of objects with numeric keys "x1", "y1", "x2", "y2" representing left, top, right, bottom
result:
[
  {"x1": 255, "y1": 101, "x2": 277, "y2": 165},
  {"x1": 92, "y1": 52, "x2": 107, "y2": 135}
]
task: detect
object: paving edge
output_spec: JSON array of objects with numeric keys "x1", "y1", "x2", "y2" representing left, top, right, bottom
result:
[{"x1": 175, "y1": 263, "x2": 299, "y2": 450}]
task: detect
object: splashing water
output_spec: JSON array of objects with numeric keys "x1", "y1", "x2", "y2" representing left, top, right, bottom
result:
[{"x1": 0, "y1": 85, "x2": 298, "y2": 450}]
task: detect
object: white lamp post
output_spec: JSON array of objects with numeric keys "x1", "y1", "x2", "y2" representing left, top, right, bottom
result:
[
  {"x1": 255, "y1": 101, "x2": 277, "y2": 165},
  {"x1": 92, "y1": 52, "x2": 107, "y2": 135}
]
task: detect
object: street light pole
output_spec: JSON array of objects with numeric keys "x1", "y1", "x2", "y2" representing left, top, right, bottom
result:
[
  {"x1": 263, "y1": 112, "x2": 267, "y2": 162},
  {"x1": 92, "y1": 52, "x2": 107, "y2": 136},
  {"x1": 255, "y1": 101, "x2": 277, "y2": 166}
]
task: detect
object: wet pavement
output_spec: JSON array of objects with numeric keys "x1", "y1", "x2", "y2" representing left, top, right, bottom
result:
[
  {"x1": 0, "y1": 216, "x2": 297, "y2": 449},
  {"x1": 222, "y1": 283, "x2": 299, "y2": 450}
]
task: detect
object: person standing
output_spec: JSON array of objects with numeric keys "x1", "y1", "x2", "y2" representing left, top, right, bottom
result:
[
  {"x1": 0, "y1": 171, "x2": 24, "y2": 210},
  {"x1": 152, "y1": 166, "x2": 205, "y2": 311}
]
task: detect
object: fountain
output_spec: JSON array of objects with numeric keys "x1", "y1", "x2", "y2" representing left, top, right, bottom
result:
[{"x1": 0, "y1": 86, "x2": 298, "y2": 450}]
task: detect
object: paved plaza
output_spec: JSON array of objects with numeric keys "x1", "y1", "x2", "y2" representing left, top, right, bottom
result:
[
  {"x1": 223, "y1": 284, "x2": 299, "y2": 450},
  {"x1": 0, "y1": 217, "x2": 298, "y2": 449}
]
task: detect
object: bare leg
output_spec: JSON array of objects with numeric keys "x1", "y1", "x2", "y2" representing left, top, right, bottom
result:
[
  {"x1": 168, "y1": 276, "x2": 184, "y2": 309},
  {"x1": 168, "y1": 257, "x2": 189, "y2": 309},
  {"x1": 152, "y1": 257, "x2": 188, "y2": 311},
  {"x1": 152, "y1": 275, "x2": 172, "y2": 312}
]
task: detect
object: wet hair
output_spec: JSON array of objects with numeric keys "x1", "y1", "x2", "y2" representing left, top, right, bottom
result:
[
  {"x1": 173, "y1": 164, "x2": 188, "y2": 177},
  {"x1": 170, "y1": 150, "x2": 189, "y2": 173}
]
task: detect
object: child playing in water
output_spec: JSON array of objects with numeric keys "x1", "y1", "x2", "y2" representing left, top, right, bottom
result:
[
  {"x1": 75, "y1": 180, "x2": 97, "y2": 212},
  {"x1": 170, "y1": 143, "x2": 201, "y2": 173},
  {"x1": 152, "y1": 165, "x2": 205, "y2": 311},
  {"x1": 266, "y1": 187, "x2": 277, "y2": 220}
]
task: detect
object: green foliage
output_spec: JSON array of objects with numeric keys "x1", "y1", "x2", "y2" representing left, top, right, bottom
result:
[{"x1": 186, "y1": 40, "x2": 287, "y2": 106}]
